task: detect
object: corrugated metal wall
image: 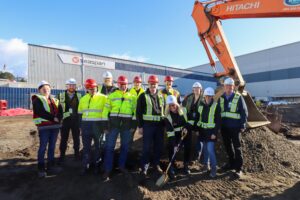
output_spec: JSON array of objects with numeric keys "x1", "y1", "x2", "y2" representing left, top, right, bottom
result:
[{"x1": 0, "y1": 87, "x2": 84, "y2": 109}]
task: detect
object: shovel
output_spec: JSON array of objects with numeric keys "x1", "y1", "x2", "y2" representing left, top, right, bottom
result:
[{"x1": 156, "y1": 129, "x2": 187, "y2": 187}]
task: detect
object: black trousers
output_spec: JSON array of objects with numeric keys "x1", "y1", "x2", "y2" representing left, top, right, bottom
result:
[
  {"x1": 60, "y1": 117, "x2": 80, "y2": 157},
  {"x1": 168, "y1": 130, "x2": 192, "y2": 165},
  {"x1": 221, "y1": 127, "x2": 243, "y2": 171}
]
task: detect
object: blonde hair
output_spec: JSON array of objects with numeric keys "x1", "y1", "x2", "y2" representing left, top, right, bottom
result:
[{"x1": 165, "y1": 103, "x2": 184, "y2": 116}]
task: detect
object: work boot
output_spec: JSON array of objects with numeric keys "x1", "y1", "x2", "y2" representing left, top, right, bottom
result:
[
  {"x1": 221, "y1": 163, "x2": 234, "y2": 171},
  {"x1": 38, "y1": 169, "x2": 47, "y2": 178},
  {"x1": 47, "y1": 162, "x2": 62, "y2": 175},
  {"x1": 102, "y1": 171, "x2": 110, "y2": 181},
  {"x1": 119, "y1": 167, "x2": 129, "y2": 174},
  {"x1": 168, "y1": 166, "x2": 176, "y2": 179},
  {"x1": 58, "y1": 156, "x2": 65, "y2": 165},
  {"x1": 235, "y1": 170, "x2": 243, "y2": 179},
  {"x1": 80, "y1": 165, "x2": 89, "y2": 176},
  {"x1": 183, "y1": 164, "x2": 191, "y2": 175},
  {"x1": 209, "y1": 167, "x2": 217, "y2": 178}
]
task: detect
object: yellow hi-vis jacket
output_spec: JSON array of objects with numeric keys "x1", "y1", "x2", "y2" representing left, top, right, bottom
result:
[
  {"x1": 78, "y1": 93, "x2": 107, "y2": 121},
  {"x1": 102, "y1": 89, "x2": 135, "y2": 120},
  {"x1": 129, "y1": 87, "x2": 145, "y2": 120}
]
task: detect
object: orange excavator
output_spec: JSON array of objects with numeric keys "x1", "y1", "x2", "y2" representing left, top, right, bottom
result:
[{"x1": 192, "y1": 0, "x2": 300, "y2": 128}]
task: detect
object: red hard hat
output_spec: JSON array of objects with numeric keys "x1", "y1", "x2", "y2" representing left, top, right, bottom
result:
[
  {"x1": 164, "y1": 75, "x2": 173, "y2": 82},
  {"x1": 117, "y1": 75, "x2": 128, "y2": 85},
  {"x1": 133, "y1": 76, "x2": 142, "y2": 83},
  {"x1": 84, "y1": 79, "x2": 97, "y2": 89},
  {"x1": 148, "y1": 75, "x2": 159, "y2": 84}
]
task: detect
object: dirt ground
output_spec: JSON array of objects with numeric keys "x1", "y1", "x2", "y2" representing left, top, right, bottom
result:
[{"x1": 1, "y1": 115, "x2": 300, "y2": 200}]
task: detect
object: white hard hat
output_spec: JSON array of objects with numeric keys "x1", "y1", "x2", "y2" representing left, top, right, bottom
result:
[
  {"x1": 66, "y1": 78, "x2": 77, "y2": 85},
  {"x1": 38, "y1": 80, "x2": 50, "y2": 89},
  {"x1": 192, "y1": 82, "x2": 202, "y2": 88},
  {"x1": 103, "y1": 71, "x2": 113, "y2": 79},
  {"x1": 166, "y1": 95, "x2": 177, "y2": 105},
  {"x1": 204, "y1": 87, "x2": 215, "y2": 96},
  {"x1": 224, "y1": 77, "x2": 235, "y2": 85}
]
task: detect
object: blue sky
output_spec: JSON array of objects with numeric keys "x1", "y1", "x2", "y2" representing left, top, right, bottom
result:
[{"x1": 0, "y1": 0, "x2": 300, "y2": 77}]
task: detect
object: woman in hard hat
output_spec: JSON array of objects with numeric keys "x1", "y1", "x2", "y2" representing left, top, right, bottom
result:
[
  {"x1": 32, "y1": 81, "x2": 63, "y2": 178},
  {"x1": 196, "y1": 87, "x2": 221, "y2": 178},
  {"x1": 165, "y1": 95, "x2": 192, "y2": 178}
]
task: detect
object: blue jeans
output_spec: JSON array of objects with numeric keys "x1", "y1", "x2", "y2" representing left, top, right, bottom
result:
[
  {"x1": 203, "y1": 142, "x2": 217, "y2": 171},
  {"x1": 104, "y1": 128, "x2": 131, "y2": 172},
  {"x1": 38, "y1": 128, "x2": 59, "y2": 169},
  {"x1": 81, "y1": 121, "x2": 103, "y2": 168},
  {"x1": 141, "y1": 124, "x2": 164, "y2": 170}
]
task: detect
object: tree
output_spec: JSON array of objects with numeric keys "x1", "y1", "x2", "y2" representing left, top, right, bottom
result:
[{"x1": 0, "y1": 71, "x2": 15, "y2": 80}]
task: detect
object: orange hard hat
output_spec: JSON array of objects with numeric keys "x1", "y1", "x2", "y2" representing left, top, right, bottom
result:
[
  {"x1": 164, "y1": 75, "x2": 173, "y2": 82},
  {"x1": 117, "y1": 75, "x2": 128, "y2": 85},
  {"x1": 148, "y1": 75, "x2": 159, "y2": 84},
  {"x1": 84, "y1": 79, "x2": 97, "y2": 89},
  {"x1": 133, "y1": 76, "x2": 142, "y2": 83}
]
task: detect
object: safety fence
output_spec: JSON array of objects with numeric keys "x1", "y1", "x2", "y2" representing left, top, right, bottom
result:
[{"x1": 0, "y1": 87, "x2": 84, "y2": 109}]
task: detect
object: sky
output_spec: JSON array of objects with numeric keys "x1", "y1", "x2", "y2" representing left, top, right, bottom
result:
[{"x1": 0, "y1": 0, "x2": 300, "y2": 77}]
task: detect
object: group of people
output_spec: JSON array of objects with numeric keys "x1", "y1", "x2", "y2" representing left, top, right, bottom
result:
[{"x1": 32, "y1": 71, "x2": 248, "y2": 181}]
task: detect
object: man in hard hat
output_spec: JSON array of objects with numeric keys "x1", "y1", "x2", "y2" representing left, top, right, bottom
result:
[
  {"x1": 57, "y1": 78, "x2": 82, "y2": 163},
  {"x1": 78, "y1": 79, "x2": 107, "y2": 175},
  {"x1": 165, "y1": 95, "x2": 192, "y2": 178},
  {"x1": 136, "y1": 75, "x2": 165, "y2": 177},
  {"x1": 129, "y1": 76, "x2": 145, "y2": 142},
  {"x1": 102, "y1": 75, "x2": 135, "y2": 180},
  {"x1": 32, "y1": 81, "x2": 63, "y2": 178},
  {"x1": 219, "y1": 77, "x2": 248, "y2": 178},
  {"x1": 196, "y1": 87, "x2": 221, "y2": 178},
  {"x1": 160, "y1": 75, "x2": 181, "y2": 104},
  {"x1": 98, "y1": 71, "x2": 117, "y2": 95},
  {"x1": 182, "y1": 82, "x2": 203, "y2": 161}
]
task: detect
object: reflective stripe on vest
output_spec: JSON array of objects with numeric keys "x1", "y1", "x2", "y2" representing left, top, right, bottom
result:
[
  {"x1": 142, "y1": 94, "x2": 164, "y2": 121},
  {"x1": 59, "y1": 92, "x2": 81, "y2": 119},
  {"x1": 166, "y1": 113, "x2": 183, "y2": 137},
  {"x1": 33, "y1": 95, "x2": 59, "y2": 125},
  {"x1": 220, "y1": 93, "x2": 241, "y2": 119},
  {"x1": 197, "y1": 102, "x2": 217, "y2": 129}
]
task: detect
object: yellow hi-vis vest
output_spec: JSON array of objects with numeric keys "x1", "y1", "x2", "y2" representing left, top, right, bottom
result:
[
  {"x1": 159, "y1": 88, "x2": 180, "y2": 101},
  {"x1": 166, "y1": 110, "x2": 187, "y2": 137},
  {"x1": 220, "y1": 92, "x2": 241, "y2": 119},
  {"x1": 78, "y1": 93, "x2": 107, "y2": 121},
  {"x1": 130, "y1": 87, "x2": 145, "y2": 120},
  {"x1": 142, "y1": 93, "x2": 164, "y2": 122},
  {"x1": 102, "y1": 90, "x2": 135, "y2": 120},
  {"x1": 184, "y1": 94, "x2": 202, "y2": 126},
  {"x1": 58, "y1": 91, "x2": 81, "y2": 119},
  {"x1": 197, "y1": 102, "x2": 217, "y2": 129},
  {"x1": 33, "y1": 94, "x2": 60, "y2": 125}
]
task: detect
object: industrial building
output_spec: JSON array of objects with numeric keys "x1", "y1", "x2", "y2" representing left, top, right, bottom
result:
[
  {"x1": 28, "y1": 44, "x2": 216, "y2": 95},
  {"x1": 189, "y1": 41, "x2": 300, "y2": 101}
]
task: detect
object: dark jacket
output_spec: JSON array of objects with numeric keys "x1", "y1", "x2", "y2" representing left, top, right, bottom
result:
[
  {"x1": 136, "y1": 88, "x2": 164, "y2": 128},
  {"x1": 164, "y1": 111, "x2": 192, "y2": 135},
  {"x1": 196, "y1": 100, "x2": 221, "y2": 142},
  {"x1": 219, "y1": 92, "x2": 248, "y2": 129},
  {"x1": 182, "y1": 93, "x2": 202, "y2": 129},
  {"x1": 32, "y1": 95, "x2": 63, "y2": 130},
  {"x1": 57, "y1": 91, "x2": 80, "y2": 120}
]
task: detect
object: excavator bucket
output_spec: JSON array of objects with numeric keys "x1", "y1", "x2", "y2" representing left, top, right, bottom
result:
[{"x1": 214, "y1": 88, "x2": 270, "y2": 128}]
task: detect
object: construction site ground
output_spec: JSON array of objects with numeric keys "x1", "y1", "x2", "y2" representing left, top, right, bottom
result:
[{"x1": 1, "y1": 104, "x2": 300, "y2": 200}]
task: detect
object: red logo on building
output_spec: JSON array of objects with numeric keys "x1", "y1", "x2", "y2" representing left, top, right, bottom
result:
[{"x1": 72, "y1": 56, "x2": 80, "y2": 64}]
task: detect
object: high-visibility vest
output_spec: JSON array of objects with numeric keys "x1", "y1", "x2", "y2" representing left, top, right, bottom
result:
[
  {"x1": 78, "y1": 93, "x2": 107, "y2": 121},
  {"x1": 197, "y1": 102, "x2": 217, "y2": 129},
  {"x1": 166, "y1": 110, "x2": 187, "y2": 137},
  {"x1": 220, "y1": 93, "x2": 241, "y2": 119},
  {"x1": 159, "y1": 88, "x2": 180, "y2": 101},
  {"x1": 142, "y1": 93, "x2": 164, "y2": 122},
  {"x1": 58, "y1": 91, "x2": 81, "y2": 119},
  {"x1": 33, "y1": 94, "x2": 60, "y2": 126},
  {"x1": 102, "y1": 90, "x2": 135, "y2": 120},
  {"x1": 130, "y1": 87, "x2": 145, "y2": 120},
  {"x1": 184, "y1": 94, "x2": 202, "y2": 125}
]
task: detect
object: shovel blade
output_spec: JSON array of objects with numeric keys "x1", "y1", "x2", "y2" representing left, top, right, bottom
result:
[{"x1": 155, "y1": 174, "x2": 169, "y2": 187}]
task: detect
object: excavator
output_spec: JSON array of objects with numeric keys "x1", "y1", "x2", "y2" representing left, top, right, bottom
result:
[{"x1": 191, "y1": 0, "x2": 300, "y2": 128}]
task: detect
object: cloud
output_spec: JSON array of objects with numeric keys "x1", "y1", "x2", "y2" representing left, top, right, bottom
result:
[
  {"x1": 109, "y1": 52, "x2": 149, "y2": 63},
  {"x1": 44, "y1": 44, "x2": 77, "y2": 51},
  {"x1": 0, "y1": 38, "x2": 28, "y2": 77}
]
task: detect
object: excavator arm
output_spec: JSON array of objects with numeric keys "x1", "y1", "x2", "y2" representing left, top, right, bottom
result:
[{"x1": 191, "y1": 0, "x2": 300, "y2": 128}]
